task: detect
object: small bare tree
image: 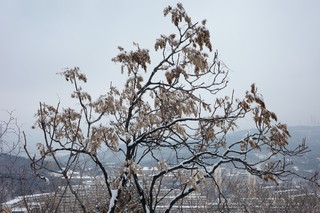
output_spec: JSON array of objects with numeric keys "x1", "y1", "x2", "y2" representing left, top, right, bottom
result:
[
  {"x1": 25, "y1": 3, "x2": 318, "y2": 213},
  {"x1": 0, "y1": 113, "x2": 56, "y2": 212},
  {"x1": 0, "y1": 110, "x2": 24, "y2": 203},
  {"x1": 0, "y1": 110, "x2": 22, "y2": 156}
]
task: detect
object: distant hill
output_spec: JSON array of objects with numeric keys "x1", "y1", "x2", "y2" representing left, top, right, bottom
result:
[
  {"x1": 54, "y1": 125, "x2": 320, "y2": 175},
  {"x1": 0, "y1": 153, "x2": 32, "y2": 202},
  {"x1": 0, "y1": 153, "x2": 31, "y2": 179},
  {"x1": 225, "y1": 125, "x2": 320, "y2": 176},
  {"x1": 0, "y1": 153, "x2": 55, "y2": 203},
  {"x1": 287, "y1": 126, "x2": 320, "y2": 174}
]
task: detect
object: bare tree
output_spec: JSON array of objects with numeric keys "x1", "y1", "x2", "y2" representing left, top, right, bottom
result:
[
  {"x1": 0, "y1": 110, "x2": 22, "y2": 156},
  {"x1": 25, "y1": 3, "x2": 318, "y2": 213},
  {"x1": 0, "y1": 111, "x2": 56, "y2": 212},
  {"x1": 0, "y1": 110, "x2": 24, "y2": 203}
]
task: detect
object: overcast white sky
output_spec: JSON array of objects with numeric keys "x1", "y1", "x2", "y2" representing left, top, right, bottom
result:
[{"x1": 1, "y1": 0, "x2": 320, "y2": 136}]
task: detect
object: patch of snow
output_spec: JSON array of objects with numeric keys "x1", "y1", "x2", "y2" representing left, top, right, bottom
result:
[
  {"x1": 145, "y1": 205, "x2": 150, "y2": 213},
  {"x1": 107, "y1": 189, "x2": 118, "y2": 213}
]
